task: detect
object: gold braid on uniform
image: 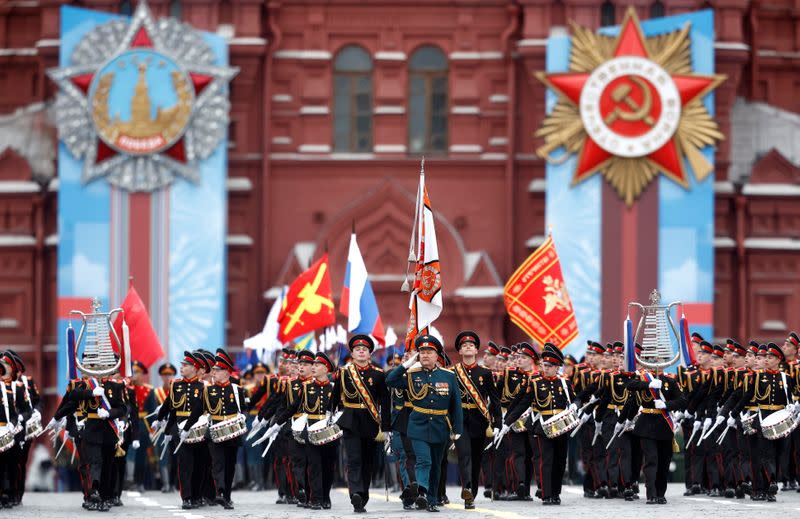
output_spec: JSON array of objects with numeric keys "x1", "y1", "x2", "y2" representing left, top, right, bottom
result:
[
  {"x1": 406, "y1": 372, "x2": 431, "y2": 402},
  {"x1": 303, "y1": 382, "x2": 321, "y2": 414},
  {"x1": 533, "y1": 382, "x2": 553, "y2": 409},
  {"x1": 170, "y1": 382, "x2": 187, "y2": 410},
  {"x1": 754, "y1": 372, "x2": 771, "y2": 402},
  {"x1": 204, "y1": 386, "x2": 223, "y2": 416},
  {"x1": 502, "y1": 369, "x2": 521, "y2": 401},
  {"x1": 610, "y1": 374, "x2": 628, "y2": 402},
  {"x1": 341, "y1": 369, "x2": 360, "y2": 401}
]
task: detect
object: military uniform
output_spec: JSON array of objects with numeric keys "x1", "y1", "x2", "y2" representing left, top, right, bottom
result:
[
  {"x1": 386, "y1": 335, "x2": 464, "y2": 512},
  {"x1": 154, "y1": 362, "x2": 177, "y2": 492},
  {"x1": 330, "y1": 335, "x2": 391, "y2": 513},
  {"x1": 184, "y1": 350, "x2": 247, "y2": 509},
  {"x1": 451, "y1": 331, "x2": 502, "y2": 507},
  {"x1": 243, "y1": 362, "x2": 274, "y2": 490},
  {"x1": 155, "y1": 352, "x2": 205, "y2": 509},
  {"x1": 130, "y1": 361, "x2": 155, "y2": 490},
  {"x1": 493, "y1": 360, "x2": 525, "y2": 497},
  {"x1": 0, "y1": 358, "x2": 22, "y2": 509},
  {"x1": 504, "y1": 344, "x2": 575, "y2": 505}
]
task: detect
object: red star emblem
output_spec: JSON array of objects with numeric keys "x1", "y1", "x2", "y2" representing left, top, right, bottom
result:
[{"x1": 537, "y1": 9, "x2": 725, "y2": 194}]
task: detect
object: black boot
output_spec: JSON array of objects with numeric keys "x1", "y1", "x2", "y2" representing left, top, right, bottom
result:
[
  {"x1": 415, "y1": 490, "x2": 429, "y2": 511},
  {"x1": 351, "y1": 493, "x2": 366, "y2": 513}
]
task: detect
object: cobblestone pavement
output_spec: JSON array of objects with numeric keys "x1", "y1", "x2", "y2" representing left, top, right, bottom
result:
[{"x1": 12, "y1": 484, "x2": 800, "y2": 519}]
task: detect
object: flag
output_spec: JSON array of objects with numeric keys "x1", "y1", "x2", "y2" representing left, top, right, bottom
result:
[
  {"x1": 113, "y1": 282, "x2": 164, "y2": 368},
  {"x1": 341, "y1": 232, "x2": 385, "y2": 345},
  {"x1": 503, "y1": 234, "x2": 578, "y2": 348},
  {"x1": 293, "y1": 332, "x2": 317, "y2": 352},
  {"x1": 244, "y1": 286, "x2": 287, "y2": 360},
  {"x1": 623, "y1": 314, "x2": 636, "y2": 372},
  {"x1": 404, "y1": 164, "x2": 443, "y2": 349},
  {"x1": 384, "y1": 327, "x2": 398, "y2": 348},
  {"x1": 278, "y1": 254, "x2": 336, "y2": 343},
  {"x1": 678, "y1": 310, "x2": 697, "y2": 368}
]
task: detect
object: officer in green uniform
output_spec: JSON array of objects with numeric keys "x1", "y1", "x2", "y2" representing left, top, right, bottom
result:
[{"x1": 386, "y1": 335, "x2": 464, "y2": 512}]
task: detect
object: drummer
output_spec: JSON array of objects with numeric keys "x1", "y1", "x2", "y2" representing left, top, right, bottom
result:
[
  {"x1": 271, "y1": 352, "x2": 338, "y2": 510},
  {"x1": 182, "y1": 349, "x2": 247, "y2": 510}
]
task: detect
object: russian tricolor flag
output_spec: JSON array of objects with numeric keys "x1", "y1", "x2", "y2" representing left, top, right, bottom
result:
[{"x1": 341, "y1": 232, "x2": 385, "y2": 345}]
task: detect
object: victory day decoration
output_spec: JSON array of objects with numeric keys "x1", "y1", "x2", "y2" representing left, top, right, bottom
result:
[
  {"x1": 48, "y1": 1, "x2": 237, "y2": 191},
  {"x1": 536, "y1": 8, "x2": 725, "y2": 205}
]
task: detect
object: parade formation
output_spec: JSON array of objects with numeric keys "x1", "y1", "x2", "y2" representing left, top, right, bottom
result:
[{"x1": 3, "y1": 320, "x2": 800, "y2": 513}]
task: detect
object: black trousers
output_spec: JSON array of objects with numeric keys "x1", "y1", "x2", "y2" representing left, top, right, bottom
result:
[
  {"x1": 539, "y1": 434, "x2": 568, "y2": 499},
  {"x1": 682, "y1": 421, "x2": 696, "y2": 487},
  {"x1": 305, "y1": 441, "x2": 338, "y2": 505},
  {"x1": 509, "y1": 431, "x2": 532, "y2": 493},
  {"x1": 748, "y1": 432, "x2": 764, "y2": 492},
  {"x1": 629, "y1": 432, "x2": 642, "y2": 484},
  {"x1": 290, "y1": 438, "x2": 308, "y2": 500},
  {"x1": 400, "y1": 433, "x2": 417, "y2": 485},
  {"x1": 270, "y1": 432, "x2": 291, "y2": 497},
  {"x1": 531, "y1": 433, "x2": 542, "y2": 491},
  {"x1": 759, "y1": 435, "x2": 790, "y2": 486},
  {"x1": 0, "y1": 445, "x2": 18, "y2": 503},
  {"x1": 176, "y1": 441, "x2": 203, "y2": 501},
  {"x1": 492, "y1": 434, "x2": 510, "y2": 492},
  {"x1": 16, "y1": 442, "x2": 31, "y2": 501},
  {"x1": 640, "y1": 437, "x2": 672, "y2": 499},
  {"x1": 83, "y1": 439, "x2": 116, "y2": 500},
  {"x1": 208, "y1": 439, "x2": 240, "y2": 500},
  {"x1": 342, "y1": 430, "x2": 375, "y2": 504},
  {"x1": 579, "y1": 421, "x2": 598, "y2": 491}
]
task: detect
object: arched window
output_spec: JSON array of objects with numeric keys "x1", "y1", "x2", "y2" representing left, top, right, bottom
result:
[
  {"x1": 333, "y1": 46, "x2": 373, "y2": 152},
  {"x1": 650, "y1": 0, "x2": 665, "y2": 18},
  {"x1": 169, "y1": 0, "x2": 182, "y2": 20},
  {"x1": 600, "y1": 1, "x2": 615, "y2": 27},
  {"x1": 408, "y1": 45, "x2": 448, "y2": 155},
  {"x1": 119, "y1": 0, "x2": 132, "y2": 15}
]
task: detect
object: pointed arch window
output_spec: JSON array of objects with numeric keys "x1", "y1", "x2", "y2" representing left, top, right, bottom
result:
[
  {"x1": 333, "y1": 46, "x2": 373, "y2": 152},
  {"x1": 169, "y1": 0, "x2": 182, "y2": 20},
  {"x1": 119, "y1": 0, "x2": 132, "y2": 15},
  {"x1": 600, "y1": 1, "x2": 616, "y2": 27},
  {"x1": 408, "y1": 45, "x2": 448, "y2": 155}
]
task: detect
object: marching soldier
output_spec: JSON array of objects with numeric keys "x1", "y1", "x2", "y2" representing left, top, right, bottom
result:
[
  {"x1": 622, "y1": 364, "x2": 686, "y2": 504},
  {"x1": 269, "y1": 352, "x2": 338, "y2": 510},
  {"x1": 480, "y1": 341, "x2": 501, "y2": 499},
  {"x1": 501, "y1": 343, "x2": 575, "y2": 505},
  {"x1": 492, "y1": 346, "x2": 523, "y2": 499},
  {"x1": 243, "y1": 361, "x2": 272, "y2": 490},
  {"x1": 183, "y1": 349, "x2": 247, "y2": 509},
  {"x1": 3, "y1": 350, "x2": 40, "y2": 507},
  {"x1": 452, "y1": 331, "x2": 502, "y2": 509},
  {"x1": 388, "y1": 350, "x2": 418, "y2": 510},
  {"x1": 0, "y1": 355, "x2": 23, "y2": 509},
  {"x1": 330, "y1": 335, "x2": 391, "y2": 514},
  {"x1": 152, "y1": 352, "x2": 205, "y2": 509},
  {"x1": 129, "y1": 360, "x2": 154, "y2": 491},
  {"x1": 507, "y1": 343, "x2": 539, "y2": 501},
  {"x1": 386, "y1": 335, "x2": 464, "y2": 512},
  {"x1": 155, "y1": 362, "x2": 177, "y2": 492},
  {"x1": 573, "y1": 341, "x2": 605, "y2": 498}
]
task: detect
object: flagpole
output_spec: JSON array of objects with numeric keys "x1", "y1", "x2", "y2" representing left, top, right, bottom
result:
[{"x1": 402, "y1": 157, "x2": 424, "y2": 292}]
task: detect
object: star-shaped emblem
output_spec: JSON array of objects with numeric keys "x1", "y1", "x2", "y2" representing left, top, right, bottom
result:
[
  {"x1": 48, "y1": 1, "x2": 238, "y2": 191},
  {"x1": 535, "y1": 8, "x2": 725, "y2": 204}
]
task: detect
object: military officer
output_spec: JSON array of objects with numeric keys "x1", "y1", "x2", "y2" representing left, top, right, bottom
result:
[
  {"x1": 330, "y1": 335, "x2": 391, "y2": 514},
  {"x1": 501, "y1": 343, "x2": 575, "y2": 505},
  {"x1": 386, "y1": 335, "x2": 463, "y2": 512},
  {"x1": 452, "y1": 331, "x2": 502, "y2": 509},
  {"x1": 0, "y1": 355, "x2": 22, "y2": 509},
  {"x1": 129, "y1": 360, "x2": 154, "y2": 491}
]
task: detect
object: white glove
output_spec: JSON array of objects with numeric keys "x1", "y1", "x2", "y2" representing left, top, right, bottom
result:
[
  {"x1": 163, "y1": 434, "x2": 172, "y2": 444},
  {"x1": 726, "y1": 416, "x2": 736, "y2": 427},
  {"x1": 496, "y1": 423, "x2": 511, "y2": 444},
  {"x1": 693, "y1": 420, "x2": 701, "y2": 429},
  {"x1": 151, "y1": 420, "x2": 161, "y2": 430},
  {"x1": 267, "y1": 423, "x2": 281, "y2": 438},
  {"x1": 492, "y1": 427, "x2": 500, "y2": 438},
  {"x1": 613, "y1": 422, "x2": 624, "y2": 435},
  {"x1": 92, "y1": 386, "x2": 105, "y2": 397},
  {"x1": 131, "y1": 440, "x2": 140, "y2": 450},
  {"x1": 17, "y1": 414, "x2": 24, "y2": 424},
  {"x1": 45, "y1": 417, "x2": 56, "y2": 430},
  {"x1": 179, "y1": 430, "x2": 189, "y2": 442},
  {"x1": 648, "y1": 379, "x2": 662, "y2": 390},
  {"x1": 684, "y1": 411, "x2": 694, "y2": 420},
  {"x1": 674, "y1": 411, "x2": 684, "y2": 421},
  {"x1": 384, "y1": 431, "x2": 393, "y2": 443},
  {"x1": 588, "y1": 395, "x2": 598, "y2": 404},
  {"x1": 702, "y1": 418, "x2": 712, "y2": 429},
  {"x1": 252, "y1": 417, "x2": 263, "y2": 428},
  {"x1": 654, "y1": 399, "x2": 667, "y2": 410},
  {"x1": 568, "y1": 403, "x2": 577, "y2": 413},
  {"x1": 450, "y1": 433, "x2": 461, "y2": 441},
  {"x1": 97, "y1": 408, "x2": 110, "y2": 419},
  {"x1": 714, "y1": 415, "x2": 725, "y2": 426},
  {"x1": 402, "y1": 352, "x2": 420, "y2": 369},
  {"x1": 31, "y1": 410, "x2": 41, "y2": 420}
]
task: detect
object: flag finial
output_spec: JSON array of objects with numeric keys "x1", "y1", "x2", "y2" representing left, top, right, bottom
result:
[
  {"x1": 420, "y1": 156, "x2": 425, "y2": 175},
  {"x1": 352, "y1": 219, "x2": 356, "y2": 234}
]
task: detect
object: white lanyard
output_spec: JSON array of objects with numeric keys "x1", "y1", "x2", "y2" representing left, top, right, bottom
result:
[
  {"x1": 0, "y1": 381, "x2": 9, "y2": 425},
  {"x1": 232, "y1": 384, "x2": 241, "y2": 413}
]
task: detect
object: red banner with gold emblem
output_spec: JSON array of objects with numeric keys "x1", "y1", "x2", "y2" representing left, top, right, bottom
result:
[
  {"x1": 504, "y1": 235, "x2": 578, "y2": 348},
  {"x1": 278, "y1": 254, "x2": 336, "y2": 343}
]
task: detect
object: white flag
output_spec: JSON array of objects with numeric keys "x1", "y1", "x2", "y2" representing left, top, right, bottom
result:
[{"x1": 244, "y1": 286, "x2": 287, "y2": 360}]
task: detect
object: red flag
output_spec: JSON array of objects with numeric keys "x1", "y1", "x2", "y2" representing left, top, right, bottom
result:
[
  {"x1": 278, "y1": 254, "x2": 336, "y2": 343},
  {"x1": 113, "y1": 283, "x2": 164, "y2": 368},
  {"x1": 503, "y1": 234, "x2": 578, "y2": 348}
]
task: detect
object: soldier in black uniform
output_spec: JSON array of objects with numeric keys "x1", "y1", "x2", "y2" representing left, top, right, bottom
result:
[
  {"x1": 65, "y1": 363, "x2": 128, "y2": 510},
  {"x1": 330, "y1": 335, "x2": 390, "y2": 513},
  {"x1": 112, "y1": 371, "x2": 138, "y2": 507},
  {"x1": 183, "y1": 349, "x2": 247, "y2": 509},
  {"x1": 451, "y1": 331, "x2": 502, "y2": 509},
  {"x1": 0, "y1": 356, "x2": 22, "y2": 509},
  {"x1": 507, "y1": 343, "x2": 539, "y2": 501},
  {"x1": 492, "y1": 346, "x2": 524, "y2": 499},
  {"x1": 622, "y1": 366, "x2": 686, "y2": 504},
  {"x1": 153, "y1": 351, "x2": 206, "y2": 509},
  {"x1": 501, "y1": 344, "x2": 575, "y2": 505},
  {"x1": 271, "y1": 352, "x2": 338, "y2": 510},
  {"x1": 388, "y1": 350, "x2": 418, "y2": 510},
  {"x1": 573, "y1": 341, "x2": 605, "y2": 498}
]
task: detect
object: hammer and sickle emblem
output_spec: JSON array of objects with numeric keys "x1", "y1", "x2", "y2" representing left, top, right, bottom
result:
[
  {"x1": 604, "y1": 76, "x2": 655, "y2": 127},
  {"x1": 282, "y1": 263, "x2": 334, "y2": 335}
]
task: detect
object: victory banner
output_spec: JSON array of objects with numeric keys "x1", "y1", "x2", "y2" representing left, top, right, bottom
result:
[{"x1": 504, "y1": 235, "x2": 578, "y2": 348}]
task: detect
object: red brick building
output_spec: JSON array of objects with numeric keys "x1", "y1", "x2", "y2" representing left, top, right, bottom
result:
[{"x1": 1, "y1": 0, "x2": 800, "y2": 403}]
